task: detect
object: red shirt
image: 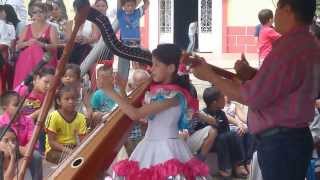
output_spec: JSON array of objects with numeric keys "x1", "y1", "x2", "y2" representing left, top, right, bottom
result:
[
  {"x1": 241, "y1": 26, "x2": 320, "y2": 134},
  {"x1": 15, "y1": 84, "x2": 45, "y2": 116},
  {"x1": 258, "y1": 25, "x2": 281, "y2": 60}
]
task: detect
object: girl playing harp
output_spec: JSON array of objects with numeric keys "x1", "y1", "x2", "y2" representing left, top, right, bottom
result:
[{"x1": 99, "y1": 44, "x2": 209, "y2": 179}]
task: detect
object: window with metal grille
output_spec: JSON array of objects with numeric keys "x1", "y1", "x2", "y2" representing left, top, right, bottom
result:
[{"x1": 159, "y1": 0, "x2": 172, "y2": 33}]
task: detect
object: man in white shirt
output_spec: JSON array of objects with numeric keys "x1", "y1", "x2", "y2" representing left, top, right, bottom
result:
[{"x1": 187, "y1": 21, "x2": 198, "y2": 53}]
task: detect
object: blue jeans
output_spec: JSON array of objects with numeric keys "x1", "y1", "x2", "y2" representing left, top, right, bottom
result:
[
  {"x1": 29, "y1": 150, "x2": 43, "y2": 180},
  {"x1": 39, "y1": 129, "x2": 45, "y2": 155},
  {"x1": 214, "y1": 131, "x2": 244, "y2": 171},
  {"x1": 256, "y1": 128, "x2": 313, "y2": 180},
  {"x1": 117, "y1": 40, "x2": 140, "y2": 81},
  {"x1": 118, "y1": 56, "x2": 130, "y2": 81}
]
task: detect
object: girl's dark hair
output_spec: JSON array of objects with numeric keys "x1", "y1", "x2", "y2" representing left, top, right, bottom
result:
[
  {"x1": 54, "y1": 85, "x2": 79, "y2": 109},
  {"x1": 35, "y1": 67, "x2": 55, "y2": 78},
  {"x1": 203, "y1": 86, "x2": 222, "y2": 107},
  {"x1": 28, "y1": 2, "x2": 48, "y2": 17},
  {"x1": 0, "y1": 91, "x2": 20, "y2": 108},
  {"x1": 3, "y1": 4, "x2": 21, "y2": 29},
  {"x1": 152, "y1": 44, "x2": 192, "y2": 92},
  {"x1": 95, "y1": 0, "x2": 108, "y2": 6},
  {"x1": 51, "y1": 0, "x2": 68, "y2": 20},
  {"x1": 64, "y1": 64, "x2": 81, "y2": 79},
  {"x1": 73, "y1": 0, "x2": 90, "y2": 11},
  {"x1": 24, "y1": 67, "x2": 55, "y2": 91}
]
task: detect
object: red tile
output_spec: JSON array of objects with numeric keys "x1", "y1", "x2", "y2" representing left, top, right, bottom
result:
[
  {"x1": 226, "y1": 45, "x2": 234, "y2": 53},
  {"x1": 227, "y1": 26, "x2": 246, "y2": 35},
  {"x1": 247, "y1": 45, "x2": 258, "y2": 53},
  {"x1": 223, "y1": 46, "x2": 228, "y2": 53},
  {"x1": 237, "y1": 36, "x2": 247, "y2": 44},
  {"x1": 223, "y1": 32, "x2": 228, "y2": 53},
  {"x1": 246, "y1": 26, "x2": 256, "y2": 35},
  {"x1": 227, "y1": 45, "x2": 245, "y2": 53},
  {"x1": 246, "y1": 36, "x2": 258, "y2": 45},
  {"x1": 227, "y1": 36, "x2": 237, "y2": 45},
  {"x1": 237, "y1": 36, "x2": 257, "y2": 45}
]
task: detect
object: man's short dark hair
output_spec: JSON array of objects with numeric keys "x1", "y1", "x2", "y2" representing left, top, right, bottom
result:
[
  {"x1": 203, "y1": 86, "x2": 222, "y2": 108},
  {"x1": 258, "y1": 9, "x2": 274, "y2": 25},
  {"x1": 278, "y1": 0, "x2": 316, "y2": 24}
]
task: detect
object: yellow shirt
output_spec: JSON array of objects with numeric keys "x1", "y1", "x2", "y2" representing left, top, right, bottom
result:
[{"x1": 45, "y1": 110, "x2": 87, "y2": 153}]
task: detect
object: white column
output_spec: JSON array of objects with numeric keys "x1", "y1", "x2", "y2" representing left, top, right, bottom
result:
[
  {"x1": 212, "y1": 0, "x2": 223, "y2": 54},
  {"x1": 148, "y1": 1, "x2": 160, "y2": 50}
]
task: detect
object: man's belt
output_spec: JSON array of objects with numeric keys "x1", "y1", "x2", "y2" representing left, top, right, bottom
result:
[{"x1": 256, "y1": 127, "x2": 309, "y2": 139}]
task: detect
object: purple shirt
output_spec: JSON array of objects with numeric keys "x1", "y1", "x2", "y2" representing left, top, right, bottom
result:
[
  {"x1": 241, "y1": 26, "x2": 320, "y2": 134},
  {"x1": 0, "y1": 112, "x2": 34, "y2": 146}
]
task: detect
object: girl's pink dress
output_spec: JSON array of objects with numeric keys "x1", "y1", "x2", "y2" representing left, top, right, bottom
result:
[{"x1": 13, "y1": 24, "x2": 57, "y2": 88}]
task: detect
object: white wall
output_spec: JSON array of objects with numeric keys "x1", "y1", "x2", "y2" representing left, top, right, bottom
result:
[
  {"x1": 227, "y1": 0, "x2": 276, "y2": 26},
  {"x1": 148, "y1": 0, "x2": 159, "y2": 51}
]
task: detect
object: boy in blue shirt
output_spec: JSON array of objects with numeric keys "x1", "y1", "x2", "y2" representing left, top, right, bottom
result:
[
  {"x1": 117, "y1": 0, "x2": 149, "y2": 81},
  {"x1": 90, "y1": 65, "x2": 125, "y2": 129}
]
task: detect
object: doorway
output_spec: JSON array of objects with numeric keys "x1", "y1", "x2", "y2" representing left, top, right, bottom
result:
[{"x1": 174, "y1": 0, "x2": 198, "y2": 50}]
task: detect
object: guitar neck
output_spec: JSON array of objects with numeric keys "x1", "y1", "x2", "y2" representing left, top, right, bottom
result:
[
  {"x1": 180, "y1": 54, "x2": 241, "y2": 81},
  {"x1": 209, "y1": 64, "x2": 238, "y2": 80}
]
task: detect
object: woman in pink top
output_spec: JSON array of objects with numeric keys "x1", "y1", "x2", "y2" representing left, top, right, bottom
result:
[{"x1": 13, "y1": 2, "x2": 58, "y2": 88}]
